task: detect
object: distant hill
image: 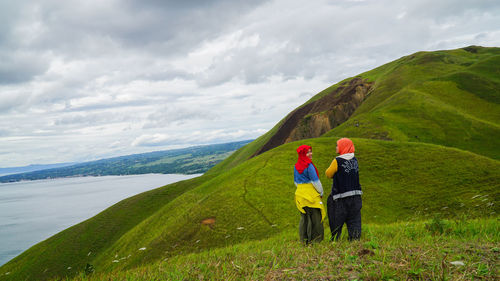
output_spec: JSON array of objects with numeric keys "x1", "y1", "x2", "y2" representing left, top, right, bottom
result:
[
  {"x1": 0, "y1": 140, "x2": 252, "y2": 183},
  {"x1": 1, "y1": 46, "x2": 498, "y2": 281},
  {"x1": 0, "y1": 163, "x2": 77, "y2": 177}
]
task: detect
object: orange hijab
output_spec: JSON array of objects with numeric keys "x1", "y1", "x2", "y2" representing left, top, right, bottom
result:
[{"x1": 337, "y1": 138, "x2": 355, "y2": 155}]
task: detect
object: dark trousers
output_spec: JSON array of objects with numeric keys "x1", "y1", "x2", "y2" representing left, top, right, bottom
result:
[
  {"x1": 299, "y1": 207, "x2": 324, "y2": 244},
  {"x1": 327, "y1": 195, "x2": 362, "y2": 241}
]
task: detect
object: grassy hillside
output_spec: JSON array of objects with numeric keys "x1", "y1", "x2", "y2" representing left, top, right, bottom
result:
[
  {"x1": 70, "y1": 218, "x2": 499, "y2": 280},
  {"x1": 1, "y1": 46, "x2": 498, "y2": 281},
  {"x1": 1, "y1": 138, "x2": 498, "y2": 280},
  {"x1": 324, "y1": 46, "x2": 500, "y2": 159}
]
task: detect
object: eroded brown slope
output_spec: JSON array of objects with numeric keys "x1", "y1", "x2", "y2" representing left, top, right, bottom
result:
[{"x1": 253, "y1": 77, "x2": 373, "y2": 156}]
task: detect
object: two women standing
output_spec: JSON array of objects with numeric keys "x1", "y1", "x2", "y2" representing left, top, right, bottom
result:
[{"x1": 293, "y1": 138, "x2": 362, "y2": 243}]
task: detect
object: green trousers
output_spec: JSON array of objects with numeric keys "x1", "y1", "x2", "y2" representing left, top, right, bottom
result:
[{"x1": 299, "y1": 207, "x2": 324, "y2": 244}]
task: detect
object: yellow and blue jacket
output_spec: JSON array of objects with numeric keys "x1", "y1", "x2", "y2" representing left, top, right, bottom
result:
[{"x1": 294, "y1": 164, "x2": 326, "y2": 221}]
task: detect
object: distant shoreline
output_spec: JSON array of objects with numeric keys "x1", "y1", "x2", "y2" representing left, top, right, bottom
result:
[{"x1": 0, "y1": 173, "x2": 203, "y2": 186}]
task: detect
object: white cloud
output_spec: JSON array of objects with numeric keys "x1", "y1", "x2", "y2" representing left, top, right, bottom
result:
[
  {"x1": 132, "y1": 134, "x2": 173, "y2": 147},
  {"x1": 132, "y1": 128, "x2": 267, "y2": 147}
]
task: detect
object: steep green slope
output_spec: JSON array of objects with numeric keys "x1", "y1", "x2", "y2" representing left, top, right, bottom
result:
[
  {"x1": 2, "y1": 138, "x2": 498, "y2": 280},
  {"x1": 325, "y1": 46, "x2": 500, "y2": 159}
]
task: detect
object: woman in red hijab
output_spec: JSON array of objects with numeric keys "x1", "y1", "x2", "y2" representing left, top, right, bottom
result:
[
  {"x1": 294, "y1": 145, "x2": 325, "y2": 244},
  {"x1": 325, "y1": 138, "x2": 362, "y2": 241}
]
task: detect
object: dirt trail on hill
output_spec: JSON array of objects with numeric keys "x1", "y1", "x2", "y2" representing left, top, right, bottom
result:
[{"x1": 253, "y1": 77, "x2": 373, "y2": 157}]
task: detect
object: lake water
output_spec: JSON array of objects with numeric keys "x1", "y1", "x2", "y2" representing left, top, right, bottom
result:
[{"x1": 0, "y1": 174, "x2": 199, "y2": 266}]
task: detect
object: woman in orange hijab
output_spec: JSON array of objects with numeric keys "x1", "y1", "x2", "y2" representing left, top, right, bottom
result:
[{"x1": 325, "y1": 138, "x2": 362, "y2": 241}]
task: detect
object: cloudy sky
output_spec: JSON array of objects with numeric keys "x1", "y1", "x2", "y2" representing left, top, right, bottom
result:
[{"x1": 1, "y1": 0, "x2": 499, "y2": 167}]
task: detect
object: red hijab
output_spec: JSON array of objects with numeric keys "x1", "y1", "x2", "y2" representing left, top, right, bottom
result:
[
  {"x1": 295, "y1": 145, "x2": 319, "y2": 175},
  {"x1": 337, "y1": 138, "x2": 355, "y2": 155}
]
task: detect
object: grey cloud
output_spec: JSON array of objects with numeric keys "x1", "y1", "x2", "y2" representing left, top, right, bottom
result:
[
  {"x1": 0, "y1": 2, "x2": 23, "y2": 44},
  {"x1": 131, "y1": 128, "x2": 262, "y2": 148},
  {"x1": 0, "y1": 52, "x2": 50, "y2": 84},
  {"x1": 144, "y1": 106, "x2": 219, "y2": 129},
  {"x1": 137, "y1": 68, "x2": 194, "y2": 82},
  {"x1": 475, "y1": 33, "x2": 488, "y2": 40},
  {"x1": 0, "y1": 0, "x2": 274, "y2": 111},
  {"x1": 7, "y1": 0, "x2": 269, "y2": 59},
  {"x1": 227, "y1": 93, "x2": 251, "y2": 99},
  {"x1": 65, "y1": 99, "x2": 155, "y2": 113},
  {"x1": 131, "y1": 134, "x2": 184, "y2": 147},
  {"x1": 53, "y1": 112, "x2": 132, "y2": 127},
  {"x1": 298, "y1": 91, "x2": 314, "y2": 99},
  {"x1": 406, "y1": 0, "x2": 500, "y2": 20},
  {"x1": 196, "y1": 0, "x2": 500, "y2": 87},
  {"x1": 0, "y1": 89, "x2": 28, "y2": 113},
  {"x1": 197, "y1": 39, "x2": 308, "y2": 86},
  {"x1": 250, "y1": 103, "x2": 276, "y2": 115},
  {"x1": 0, "y1": 129, "x2": 10, "y2": 137}
]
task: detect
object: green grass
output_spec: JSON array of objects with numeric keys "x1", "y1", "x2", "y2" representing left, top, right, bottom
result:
[
  {"x1": 179, "y1": 151, "x2": 234, "y2": 168},
  {"x1": 68, "y1": 218, "x2": 499, "y2": 281},
  {"x1": 132, "y1": 154, "x2": 192, "y2": 168}
]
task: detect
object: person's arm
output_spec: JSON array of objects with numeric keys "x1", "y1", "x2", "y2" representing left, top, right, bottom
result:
[
  {"x1": 293, "y1": 167, "x2": 298, "y2": 187},
  {"x1": 325, "y1": 158, "x2": 338, "y2": 179},
  {"x1": 308, "y1": 165, "x2": 323, "y2": 196}
]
